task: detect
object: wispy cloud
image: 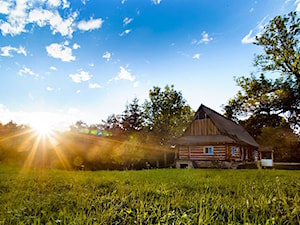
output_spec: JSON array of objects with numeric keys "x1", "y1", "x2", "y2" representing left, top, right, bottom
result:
[
  {"x1": 199, "y1": 31, "x2": 213, "y2": 44},
  {"x1": 114, "y1": 66, "x2": 135, "y2": 81},
  {"x1": 241, "y1": 30, "x2": 256, "y2": 44},
  {"x1": 295, "y1": 0, "x2": 300, "y2": 11},
  {"x1": 18, "y1": 66, "x2": 38, "y2": 77},
  {"x1": 241, "y1": 16, "x2": 267, "y2": 44},
  {"x1": 46, "y1": 86, "x2": 54, "y2": 91},
  {"x1": 0, "y1": 46, "x2": 27, "y2": 57},
  {"x1": 72, "y1": 43, "x2": 80, "y2": 49},
  {"x1": 46, "y1": 42, "x2": 76, "y2": 62},
  {"x1": 121, "y1": 0, "x2": 127, "y2": 4},
  {"x1": 193, "y1": 53, "x2": 200, "y2": 60},
  {"x1": 120, "y1": 29, "x2": 131, "y2": 36},
  {"x1": 102, "y1": 51, "x2": 112, "y2": 61},
  {"x1": 50, "y1": 66, "x2": 57, "y2": 71},
  {"x1": 69, "y1": 70, "x2": 92, "y2": 83},
  {"x1": 77, "y1": 18, "x2": 103, "y2": 31},
  {"x1": 133, "y1": 81, "x2": 140, "y2": 88},
  {"x1": 123, "y1": 17, "x2": 133, "y2": 26},
  {"x1": 192, "y1": 31, "x2": 213, "y2": 45},
  {"x1": 152, "y1": 0, "x2": 162, "y2": 5},
  {"x1": 89, "y1": 83, "x2": 101, "y2": 89}
]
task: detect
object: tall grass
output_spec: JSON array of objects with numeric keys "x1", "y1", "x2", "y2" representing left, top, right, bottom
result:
[{"x1": 0, "y1": 165, "x2": 299, "y2": 224}]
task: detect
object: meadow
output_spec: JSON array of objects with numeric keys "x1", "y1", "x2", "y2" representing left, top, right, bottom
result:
[{"x1": 0, "y1": 165, "x2": 299, "y2": 225}]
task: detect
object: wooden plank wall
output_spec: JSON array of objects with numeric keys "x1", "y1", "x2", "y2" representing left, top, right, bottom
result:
[
  {"x1": 231, "y1": 147, "x2": 242, "y2": 161},
  {"x1": 185, "y1": 119, "x2": 220, "y2": 136},
  {"x1": 179, "y1": 147, "x2": 189, "y2": 159},
  {"x1": 178, "y1": 145, "x2": 226, "y2": 161}
]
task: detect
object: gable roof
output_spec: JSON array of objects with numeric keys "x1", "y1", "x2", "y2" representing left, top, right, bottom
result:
[{"x1": 174, "y1": 104, "x2": 259, "y2": 148}]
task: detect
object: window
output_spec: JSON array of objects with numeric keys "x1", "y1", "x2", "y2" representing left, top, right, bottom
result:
[
  {"x1": 231, "y1": 147, "x2": 235, "y2": 156},
  {"x1": 203, "y1": 146, "x2": 214, "y2": 155}
]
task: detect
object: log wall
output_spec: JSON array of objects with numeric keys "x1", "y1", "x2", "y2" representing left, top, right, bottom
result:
[{"x1": 178, "y1": 145, "x2": 226, "y2": 161}]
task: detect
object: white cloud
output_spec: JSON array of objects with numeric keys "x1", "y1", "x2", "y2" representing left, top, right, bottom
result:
[
  {"x1": 73, "y1": 43, "x2": 80, "y2": 49},
  {"x1": 0, "y1": 0, "x2": 111, "y2": 37},
  {"x1": 296, "y1": 0, "x2": 300, "y2": 11},
  {"x1": 77, "y1": 18, "x2": 103, "y2": 31},
  {"x1": 76, "y1": 90, "x2": 81, "y2": 94},
  {"x1": 28, "y1": 8, "x2": 53, "y2": 27},
  {"x1": 133, "y1": 81, "x2": 140, "y2": 88},
  {"x1": 241, "y1": 17, "x2": 267, "y2": 44},
  {"x1": 0, "y1": 0, "x2": 74, "y2": 37},
  {"x1": 89, "y1": 83, "x2": 101, "y2": 89},
  {"x1": 120, "y1": 29, "x2": 131, "y2": 36},
  {"x1": 193, "y1": 53, "x2": 200, "y2": 59},
  {"x1": 88, "y1": 63, "x2": 94, "y2": 67},
  {"x1": 152, "y1": 0, "x2": 162, "y2": 5},
  {"x1": 0, "y1": 0, "x2": 11, "y2": 14},
  {"x1": 18, "y1": 66, "x2": 37, "y2": 77},
  {"x1": 62, "y1": 0, "x2": 70, "y2": 8},
  {"x1": 69, "y1": 70, "x2": 92, "y2": 83},
  {"x1": 46, "y1": 42, "x2": 76, "y2": 62},
  {"x1": 50, "y1": 66, "x2": 57, "y2": 70},
  {"x1": 0, "y1": 0, "x2": 27, "y2": 36},
  {"x1": 191, "y1": 31, "x2": 213, "y2": 45},
  {"x1": 0, "y1": 46, "x2": 27, "y2": 57},
  {"x1": 123, "y1": 17, "x2": 133, "y2": 26},
  {"x1": 28, "y1": 9, "x2": 77, "y2": 37},
  {"x1": 47, "y1": 0, "x2": 61, "y2": 8},
  {"x1": 241, "y1": 30, "x2": 256, "y2": 44},
  {"x1": 46, "y1": 86, "x2": 54, "y2": 91},
  {"x1": 121, "y1": 0, "x2": 126, "y2": 4},
  {"x1": 115, "y1": 66, "x2": 135, "y2": 81},
  {"x1": 199, "y1": 31, "x2": 213, "y2": 44},
  {"x1": 102, "y1": 51, "x2": 112, "y2": 61}
]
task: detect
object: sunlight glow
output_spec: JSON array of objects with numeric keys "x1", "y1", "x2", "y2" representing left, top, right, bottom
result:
[{"x1": 29, "y1": 112, "x2": 55, "y2": 136}]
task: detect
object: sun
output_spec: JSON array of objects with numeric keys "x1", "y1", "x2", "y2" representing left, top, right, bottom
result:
[
  {"x1": 29, "y1": 113, "x2": 55, "y2": 136},
  {"x1": 32, "y1": 121, "x2": 53, "y2": 136}
]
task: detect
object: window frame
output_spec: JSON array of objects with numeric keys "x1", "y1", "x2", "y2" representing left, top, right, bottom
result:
[
  {"x1": 231, "y1": 146, "x2": 236, "y2": 156},
  {"x1": 203, "y1": 146, "x2": 214, "y2": 155}
]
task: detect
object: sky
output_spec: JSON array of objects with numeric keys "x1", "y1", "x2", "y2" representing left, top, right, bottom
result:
[{"x1": 0, "y1": 0, "x2": 299, "y2": 130}]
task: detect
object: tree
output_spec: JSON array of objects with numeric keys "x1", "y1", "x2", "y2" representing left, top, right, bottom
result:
[
  {"x1": 257, "y1": 126, "x2": 299, "y2": 161},
  {"x1": 121, "y1": 97, "x2": 144, "y2": 132},
  {"x1": 240, "y1": 113, "x2": 288, "y2": 139},
  {"x1": 143, "y1": 85, "x2": 194, "y2": 145},
  {"x1": 225, "y1": 12, "x2": 300, "y2": 131},
  {"x1": 101, "y1": 114, "x2": 122, "y2": 136},
  {"x1": 70, "y1": 120, "x2": 88, "y2": 132}
]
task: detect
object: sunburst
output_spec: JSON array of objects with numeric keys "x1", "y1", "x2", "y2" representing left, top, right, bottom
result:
[{"x1": 19, "y1": 112, "x2": 71, "y2": 170}]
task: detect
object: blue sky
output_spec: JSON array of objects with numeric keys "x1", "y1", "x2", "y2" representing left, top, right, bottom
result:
[{"x1": 0, "y1": 0, "x2": 299, "y2": 130}]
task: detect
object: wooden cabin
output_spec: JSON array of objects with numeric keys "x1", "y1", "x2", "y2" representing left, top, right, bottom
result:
[{"x1": 172, "y1": 105, "x2": 259, "y2": 168}]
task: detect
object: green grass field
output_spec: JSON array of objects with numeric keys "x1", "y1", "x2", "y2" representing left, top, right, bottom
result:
[{"x1": 0, "y1": 165, "x2": 299, "y2": 225}]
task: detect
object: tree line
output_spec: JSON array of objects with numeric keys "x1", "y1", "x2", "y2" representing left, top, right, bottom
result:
[{"x1": 0, "y1": 85, "x2": 194, "y2": 169}]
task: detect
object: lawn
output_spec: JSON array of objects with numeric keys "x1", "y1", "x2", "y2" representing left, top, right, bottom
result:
[{"x1": 0, "y1": 165, "x2": 299, "y2": 225}]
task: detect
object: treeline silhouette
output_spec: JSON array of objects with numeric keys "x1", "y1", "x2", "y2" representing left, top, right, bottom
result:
[{"x1": 0, "y1": 86, "x2": 194, "y2": 170}]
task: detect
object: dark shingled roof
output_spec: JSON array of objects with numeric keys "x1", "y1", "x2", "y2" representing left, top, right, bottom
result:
[{"x1": 174, "y1": 104, "x2": 259, "y2": 148}]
